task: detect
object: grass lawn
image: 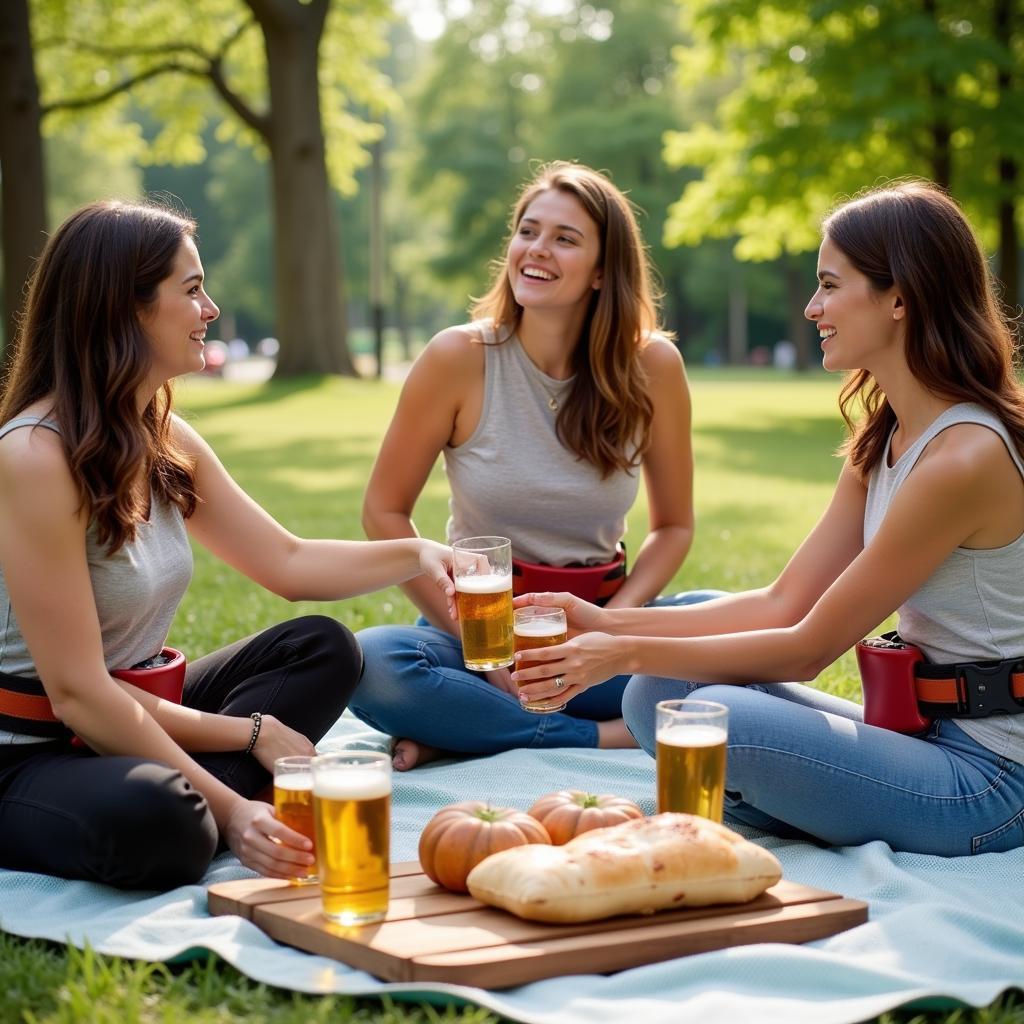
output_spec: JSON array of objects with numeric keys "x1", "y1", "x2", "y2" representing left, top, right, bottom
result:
[{"x1": 1, "y1": 369, "x2": 1020, "y2": 1023}]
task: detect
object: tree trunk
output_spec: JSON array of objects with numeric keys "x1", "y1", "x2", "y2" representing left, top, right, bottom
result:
[
  {"x1": 727, "y1": 269, "x2": 747, "y2": 365},
  {"x1": 923, "y1": 0, "x2": 952, "y2": 189},
  {"x1": 785, "y1": 257, "x2": 812, "y2": 371},
  {"x1": 0, "y1": 0, "x2": 46, "y2": 355},
  {"x1": 251, "y1": 0, "x2": 355, "y2": 377}
]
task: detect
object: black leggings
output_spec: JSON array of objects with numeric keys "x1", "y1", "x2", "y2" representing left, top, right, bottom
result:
[{"x1": 0, "y1": 615, "x2": 361, "y2": 890}]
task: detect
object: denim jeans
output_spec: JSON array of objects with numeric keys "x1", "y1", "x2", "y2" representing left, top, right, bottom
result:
[
  {"x1": 350, "y1": 590, "x2": 726, "y2": 755},
  {"x1": 622, "y1": 671, "x2": 1024, "y2": 856}
]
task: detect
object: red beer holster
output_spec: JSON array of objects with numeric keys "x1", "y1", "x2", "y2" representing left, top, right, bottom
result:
[
  {"x1": 511, "y1": 545, "x2": 626, "y2": 607},
  {"x1": 856, "y1": 630, "x2": 1024, "y2": 733},
  {"x1": 0, "y1": 648, "x2": 187, "y2": 743}
]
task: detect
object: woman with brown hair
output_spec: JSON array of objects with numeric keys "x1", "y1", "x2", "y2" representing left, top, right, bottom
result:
[
  {"x1": 0, "y1": 199, "x2": 456, "y2": 888},
  {"x1": 515, "y1": 181, "x2": 1024, "y2": 855},
  {"x1": 351, "y1": 161, "x2": 698, "y2": 770}
]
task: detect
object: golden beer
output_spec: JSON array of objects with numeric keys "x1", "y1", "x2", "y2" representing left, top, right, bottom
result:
[
  {"x1": 656, "y1": 723, "x2": 728, "y2": 821},
  {"x1": 313, "y1": 768, "x2": 391, "y2": 925},
  {"x1": 273, "y1": 771, "x2": 317, "y2": 883},
  {"x1": 456, "y1": 573, "x2": 514, "y2": 670},
  {"x1": 514, "y1": 619, "x2": 568, "y2": 713}
]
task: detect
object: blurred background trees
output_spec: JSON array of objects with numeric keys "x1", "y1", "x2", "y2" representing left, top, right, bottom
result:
[{"x1": 1, "y1": 0, "x2": 1021, "y2": 375}]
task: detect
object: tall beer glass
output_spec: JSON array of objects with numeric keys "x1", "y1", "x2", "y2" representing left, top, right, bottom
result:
[
  {"x1": 656, "y1": 700, "x2": 728, "y2": 822},
  {"x1": 452, "y1": 536, "x2": 514, "y2": 671},
  {"x1": 311, "y1": 751, "x2": 391, "y2": 926},
  {"x1": 273, "y1": 755, "x2": 318, "y2": 884},
  {"x1": 513, "y1": 606, "x2": 568, "y2": 714}
]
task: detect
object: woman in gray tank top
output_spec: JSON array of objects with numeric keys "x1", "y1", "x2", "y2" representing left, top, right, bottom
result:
[
  {"x1": 0, "y1": 201, "x2": 457, "y2": 889},
  {"x1": 515, "y1": 182, "x2": 1024, "y2": 856},
  {"x1": 351, "y1": 162, "x2": 699, "y2": 770}
]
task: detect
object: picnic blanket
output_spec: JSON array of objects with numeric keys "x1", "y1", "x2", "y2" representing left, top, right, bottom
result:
[{"x1": 2, "y1": 711, "x2": 1022, "y2": 1024}]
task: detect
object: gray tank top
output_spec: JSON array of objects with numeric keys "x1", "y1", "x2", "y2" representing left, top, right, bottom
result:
[
  {"x1": 864, "y1": 402, "x2": 1024, "y2": 762},
  {"x1": 0, "y1": 416, "x2": 193, "y2": 745},
  {"x1": 443, "y1": 321, "x2": 641, "y2": 566}
]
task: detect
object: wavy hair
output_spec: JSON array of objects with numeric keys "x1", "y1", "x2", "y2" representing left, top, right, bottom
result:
[
  {"x1": 472, "y1": 162, "x2": 666, "y2": 477},
  {"x1": 829, "y1": 181, "x2": 1024, "y2": 473},
  {"x1": 0, "y1": 199, "x2": 199, "y2": 553}
]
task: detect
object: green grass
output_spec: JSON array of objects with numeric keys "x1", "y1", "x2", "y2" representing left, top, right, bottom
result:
[{"x1": 1, "y1": 369, "x2": 1020, "y2": 1023}]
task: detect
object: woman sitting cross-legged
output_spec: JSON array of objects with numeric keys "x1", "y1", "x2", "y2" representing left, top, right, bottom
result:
[
  {"x1": 512, "y1": 181, "x2": 1024, "y2": 856},
  {"x1": 0, "y1": 200, "x2": 455, "y2": 889}
]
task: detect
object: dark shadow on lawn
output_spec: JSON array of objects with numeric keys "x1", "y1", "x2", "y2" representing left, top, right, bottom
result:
[{"x1": 182, "y1": 375, "x2": 338, "y2": 414}]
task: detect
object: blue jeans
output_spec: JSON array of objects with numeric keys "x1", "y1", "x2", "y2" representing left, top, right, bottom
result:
[
  {"x1": 350, "y1": 590, "x2": 726, "y2": 754},
  {"x1": 622, "y1": 674, "x2": 1024, "y2": 856}
]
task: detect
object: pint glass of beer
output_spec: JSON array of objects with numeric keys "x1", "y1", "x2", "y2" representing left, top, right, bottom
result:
[
  {"x1": 656, "y1": 700, "x2": 728, "y2": 822},
  {"x1": 311, "y1": 751, "x2": 391, "y2": 926},
  {"x1": 513, "y1": 606, "x2": 568, "y2": 713},
  {"x1": 452, "y1": 536, "x2": 514, "y2": 671},
  {"x1": 273, "y1": 755, "x2": 318, "y2": 884}
]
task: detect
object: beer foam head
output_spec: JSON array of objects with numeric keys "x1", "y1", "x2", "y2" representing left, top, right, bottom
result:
[
  {"x1": 454, "y1": 572, "x2": 512, "y2": 594},
  {"x1": 275, "y1": 771, "x2": 313, "y2": 792},
  {"x1": 313, "y1": 768, "x2": 392, "y2": 800},
  {"x1": 656, "y1": 723, "x2": 728, "y2": 748},
  {"x1": 513, "y1": 620, "x2": 564, "y2": 638}
]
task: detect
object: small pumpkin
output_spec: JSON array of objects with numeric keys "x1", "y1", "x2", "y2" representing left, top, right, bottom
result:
[
  {"x1": 418, "y1": 801, "x2": 551, "y2": 892},
  {"x1": 527, "y1": 790, "x2": 644, "y2": 845}
]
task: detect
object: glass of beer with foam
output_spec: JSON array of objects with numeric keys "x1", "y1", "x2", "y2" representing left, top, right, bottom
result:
[
  {"x1": 513, "y1": 606, "x2": 568, "y2": 713},
  {"x1": 273, "y1": 755, "x2": 318, "y2": 884},
  {"x1": 452, "y1": 536, "x2": 514, "y2": 671},
  {"x1": 656, "y1": 700, "x2": 728, "y2": 822},
  {"x1": 311, "y1": 751, "x2": 391, "y2": 926}
]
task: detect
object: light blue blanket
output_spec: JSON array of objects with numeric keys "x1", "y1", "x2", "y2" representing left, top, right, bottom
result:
[{"x1": 2, "y1": 713, "x2": 1022, "y2": 1023}]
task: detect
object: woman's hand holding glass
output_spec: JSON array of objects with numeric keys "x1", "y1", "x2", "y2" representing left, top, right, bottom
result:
[
  {"x1": 511, "y1": 630, "x2": 625, "y2": 706},
  {"x1": 511, "y1": 591, "x2": 611, "y2": 636}
]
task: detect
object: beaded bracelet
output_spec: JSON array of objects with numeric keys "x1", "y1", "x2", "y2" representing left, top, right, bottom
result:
[{"x1": 244, "y1": 711, "x2": 262, "y2": 755}]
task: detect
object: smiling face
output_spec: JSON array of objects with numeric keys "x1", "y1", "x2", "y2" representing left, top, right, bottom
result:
[
  {"x1": 506, "y1": 188, "x2": 603, "y2": 316},
  {"x1": 804, "y1": 234, "x2": 904, "y2": 373},
  {"x1": 138, "y1": 236, "x2": 219, "y2": 387}
]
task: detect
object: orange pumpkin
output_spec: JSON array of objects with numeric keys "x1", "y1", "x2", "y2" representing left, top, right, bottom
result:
[
  {"x1": 527, "y1": 790, "x2": 644, "y2": 845},
  {"x1": 418, "y1": 801, "x2": 551, "y2": 892}
]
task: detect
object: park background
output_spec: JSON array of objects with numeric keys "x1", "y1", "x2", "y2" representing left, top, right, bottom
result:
[{"x1": 1, "y1": 1, "x2": 1023, "y2": 1022}]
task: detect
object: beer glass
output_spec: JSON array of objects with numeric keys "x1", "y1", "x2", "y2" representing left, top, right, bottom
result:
[
  {"x1": 656, "y1": 700, "x2": 728, "y2": 821},
  {"x1": 513, "y1": 606, "x2": 568, "y2": 714},
  {"x1": 452, "y1": 536, "x2": 514, "y2": 671},
  {"x1": 273, "y1": 755, "x2": 318, "y2": 884},
  {"x1": 311, "y1": 751, "x2": 392, "y2": 926}
]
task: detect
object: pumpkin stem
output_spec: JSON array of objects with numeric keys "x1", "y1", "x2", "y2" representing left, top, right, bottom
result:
[
  {"x1": 474, "y1": 805, "x2": 506, "y2": 823},
  {"x1": 579, "y1": 793, "x2": 600, "y2": 808}
]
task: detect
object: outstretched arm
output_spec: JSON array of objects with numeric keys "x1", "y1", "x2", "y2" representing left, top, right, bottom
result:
[{"x1": 516, "y1": 425, "x2": 1009, "y2": 703}]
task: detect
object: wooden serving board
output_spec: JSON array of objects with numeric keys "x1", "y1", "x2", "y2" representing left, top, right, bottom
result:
[{"x1": 209, "y1": 861, "x2": 867, "y2": 988}]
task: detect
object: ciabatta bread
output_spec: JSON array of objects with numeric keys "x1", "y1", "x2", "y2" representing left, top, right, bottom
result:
[{"x1": 465, "y1": 813, "x2": 782, "y2": 923}]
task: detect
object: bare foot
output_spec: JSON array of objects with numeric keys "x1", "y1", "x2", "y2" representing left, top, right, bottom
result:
[
  {"x1": 596, "y1": 717, "x2": 638, "y2": 749},
  {"x1": 391, "y1": 737, "x2": 449, "y2": 772}
]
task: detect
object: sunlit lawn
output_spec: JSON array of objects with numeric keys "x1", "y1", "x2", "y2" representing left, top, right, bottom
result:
[{"x1": 2, "y1": 369, "x2": 1019, "y2": 1023}]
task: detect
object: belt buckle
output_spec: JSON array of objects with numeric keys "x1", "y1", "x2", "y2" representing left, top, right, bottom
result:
[{"x1": 956, "y1": 660, "x2": 1024, "y2": 717}]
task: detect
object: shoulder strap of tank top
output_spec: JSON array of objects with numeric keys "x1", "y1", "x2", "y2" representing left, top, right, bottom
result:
[{"x1": 0, "y1": 417, "x2": 60, "y2": 441}]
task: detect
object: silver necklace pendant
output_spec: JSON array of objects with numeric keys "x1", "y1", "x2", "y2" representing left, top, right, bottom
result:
[{"x1": 548, "y1": 396, "x2": 559, "y2": 411}]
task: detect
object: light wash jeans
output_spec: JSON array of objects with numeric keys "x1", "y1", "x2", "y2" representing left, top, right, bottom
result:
[
  {"x1": 350, "y1": 590, "x2": 725, "y2": 754},
  {"x1": 622, "y1": 668, "x2": 1024, "y2": 856}
]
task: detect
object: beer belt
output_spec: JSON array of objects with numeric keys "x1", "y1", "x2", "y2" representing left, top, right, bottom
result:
[
  {"x1": 511, "y1": 545, "x2": 626, "y2": 607},
  {"x1": 0, "y1": 648, "x2": 186, "y2": 739},
  {"x1": 856, "y1": 631, "x2": 1024, "y2": 734}
]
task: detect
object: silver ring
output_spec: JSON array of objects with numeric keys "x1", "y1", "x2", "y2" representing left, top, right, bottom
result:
[{"x1": 554, "y1": 676, "x2": 566, "y2": 690}]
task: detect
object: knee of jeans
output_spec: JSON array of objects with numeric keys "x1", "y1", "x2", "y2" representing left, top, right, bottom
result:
[
  {"x1": 621, "y1": 675, "x2": 662, "y2": 755},
  {"x1": 89, "y1": 763, "x2": 217, "y2": 889},
  {"x1": 350, "y1": 626, "x2": 423, "y2": 715}
]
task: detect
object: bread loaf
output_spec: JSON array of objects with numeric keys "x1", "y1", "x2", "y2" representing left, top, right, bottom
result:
[{"x1": 465, "y1": 812, "x2": 782, "y2": 923}]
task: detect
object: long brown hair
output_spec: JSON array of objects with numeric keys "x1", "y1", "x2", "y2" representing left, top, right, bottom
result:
[
  {"x1": 829, "y1": 181, "x2": 1024, "y2": 474},
  {"x1": 0, "y1": 200, "x2": 199, "y2": 552},
  {"x1": 472, "y1": 162, "x2": 665, "y2": 477}
]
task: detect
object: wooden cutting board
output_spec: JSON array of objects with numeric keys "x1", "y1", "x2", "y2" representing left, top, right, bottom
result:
[{"x1": 208, "y1": 861, "x2": 867, "y2": 989}]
